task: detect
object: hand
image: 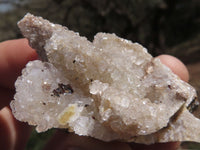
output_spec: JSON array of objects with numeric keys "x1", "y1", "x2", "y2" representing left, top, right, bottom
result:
[
  {"x1": 0, "y1": 39, "x2": 37, "y2": 150},
  {"x1": 0, "y1": 39, "x2": 189, "y2": 150}
]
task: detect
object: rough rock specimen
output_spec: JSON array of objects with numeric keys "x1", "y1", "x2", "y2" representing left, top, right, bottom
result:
[{"x1": 10, "y1": 13, "x2": 200, "y2": 144}]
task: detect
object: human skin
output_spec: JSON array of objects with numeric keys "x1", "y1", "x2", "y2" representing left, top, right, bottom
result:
[{"x1": 0, "y1": 39, "x2": 189, "y2": 150}]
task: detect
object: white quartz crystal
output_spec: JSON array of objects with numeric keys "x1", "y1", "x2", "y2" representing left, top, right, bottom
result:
[{"x1": 10, "y1": 13, "x2": 200, "y2": 144}]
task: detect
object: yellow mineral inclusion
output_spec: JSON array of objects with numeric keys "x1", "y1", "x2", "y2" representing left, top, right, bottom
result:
[{"x1": 58, "y1": 104, "x2": 76, "y2": 125}]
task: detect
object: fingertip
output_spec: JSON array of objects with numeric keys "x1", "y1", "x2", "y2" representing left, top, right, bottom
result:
[
  {"x1": 0, "y1": 107, "x2": 32, "y2": 150},
  {"x1": 157, "y1": 55, "x2": 189, "y2": 82},
  {"x1": 0, "y1": 107, "x2": 16, "y2": 150}
]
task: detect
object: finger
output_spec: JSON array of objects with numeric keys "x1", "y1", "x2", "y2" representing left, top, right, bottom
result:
[
  {"x1": 0, "y1": 39, "x2": 36, "y2": 150},
  {"x1": 44, "y1": 131, "x2": 179, "y2": 150},
  {"x1": 0, "y1": 88, "x2": 14, "y2": 110},
  {"x1": 0, "y1": 39, "x2": 37, "y2": 89},
  {"x1": 0, "y1": 107, "x2": 32, "y2": 150},
  {"x1": 130, "y1": 142, "x2": 180, "y2": 150},
  {"x1": 157, "y1": 55, "x2": 189, "y2": 82},
  {"x1": 0, "y1": 108, "x2": 12, "y2": 150},
  {"x1": 44, "y1": 130, "x2": 132, "y2": 150}
]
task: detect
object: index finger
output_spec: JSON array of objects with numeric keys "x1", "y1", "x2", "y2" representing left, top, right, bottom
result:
[{"x1": 0, "y1": 39, "x2": 37, "y2": 89}]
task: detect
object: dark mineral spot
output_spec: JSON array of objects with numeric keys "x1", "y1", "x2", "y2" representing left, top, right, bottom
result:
[
  {"x1": 187, "y1": 97, "x2": 199, "y2": 113},
  {"x1": 168, "y1": 85, "x2": 172, "y2": 89},
  {"x1": 84, "y1": 104, "x2": 89, "y2": 107},
  {"x1": 52, "y1": 83, "x2": 74, "y2": 97}
]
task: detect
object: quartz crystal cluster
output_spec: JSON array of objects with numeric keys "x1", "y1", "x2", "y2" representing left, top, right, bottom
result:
[{"x1": 10, "y1": 13, "x2": 200, "y2": 144}]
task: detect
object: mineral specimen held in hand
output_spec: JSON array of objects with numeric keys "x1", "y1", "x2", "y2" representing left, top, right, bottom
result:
[{"x1": 10, "y1": 13, "x2": 200, "y2": 144}]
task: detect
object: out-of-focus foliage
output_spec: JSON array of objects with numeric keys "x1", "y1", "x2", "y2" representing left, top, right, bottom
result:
[
  {"x1": 0, "y1": 0, "x2": 200, "y2": 63},
  {"x1": 181, "y1": 142, "x2": 200, "y2": 150},
  {"x1": 25, "y1": 129, "x2": 55, "y2": 150}
]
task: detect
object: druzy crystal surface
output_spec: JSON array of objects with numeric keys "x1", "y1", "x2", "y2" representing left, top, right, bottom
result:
[{"x1": 10, "y1": 13, "x2": 200, "y2": 144}]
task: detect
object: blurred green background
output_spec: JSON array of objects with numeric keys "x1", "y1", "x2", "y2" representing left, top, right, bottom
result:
[
  {"x1": 0, "y1": 0, "x2": 200, "y2": 149},
  {"x1": 1, "y1": 0, "x2": 200, "y2": 63}
]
